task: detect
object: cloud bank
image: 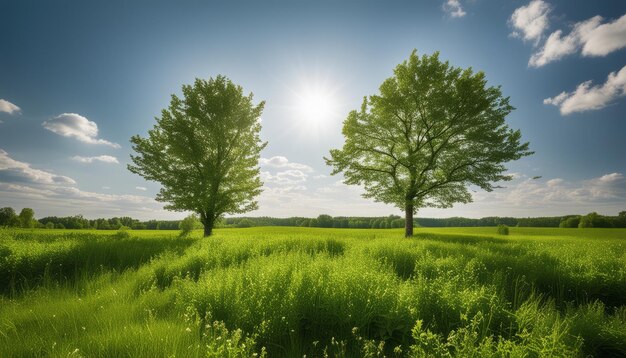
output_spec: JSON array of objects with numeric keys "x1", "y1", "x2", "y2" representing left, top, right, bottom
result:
[{"x1": 0, "y1": 149, "x2": 164, "y2": 219}]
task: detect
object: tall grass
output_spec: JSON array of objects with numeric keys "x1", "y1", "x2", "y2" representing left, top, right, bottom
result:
[{"x1": 1, "y1": 227, "x2": 625, "y2": 356}]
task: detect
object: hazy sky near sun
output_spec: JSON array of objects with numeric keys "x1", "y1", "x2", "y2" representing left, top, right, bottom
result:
[{"x1": 1, "y1": 0, "x2": 625, "y2": 220}]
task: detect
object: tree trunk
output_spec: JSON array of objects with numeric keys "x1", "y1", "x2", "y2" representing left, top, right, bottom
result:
[
  {"x1": 405, "y1": 204, "x2": 414, "y2": 237},
  {"x1": 202, "y1": 213, "x2": 215, "y2": 237}
]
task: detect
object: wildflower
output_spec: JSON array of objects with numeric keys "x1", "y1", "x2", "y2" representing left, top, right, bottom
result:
[{"x1": 186, "y1": 327, "x2": 192, "y2": 333}]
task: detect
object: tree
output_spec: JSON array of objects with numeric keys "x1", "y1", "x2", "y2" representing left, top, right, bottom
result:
[
  {"x1": 0, "y1": 207, "x2": 17, "y2": 227},
  {"x1": 129, "y1": 76, "x2": 266, "y2": 236},
  {"x1": 317, "y1": 214, "x2": 334, "y2": 228},
  {"x1": 179, "y1": 214, "x2": 200, "y2": 236},
  {"x1": 325, "y1": 51, "x2": 532, "y2": 237},
  {"x1": 578, "y1": 216, "x2": 593, "y2": 228},
  {"x1": 236, "y1": 218, "x2": 255, "y2": 228},
  {"x1": 18, "y1": 208, "x2": 35, "y2": 228}
]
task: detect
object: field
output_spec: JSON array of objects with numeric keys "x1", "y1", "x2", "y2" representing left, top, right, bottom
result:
[{"x1": 1, "y1": 227, "x2": 625, "y2": 357}]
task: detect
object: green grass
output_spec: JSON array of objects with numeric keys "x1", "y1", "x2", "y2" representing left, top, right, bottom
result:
[{"x1": 1, "y1": 227, "x2": 625, "y2": 357}]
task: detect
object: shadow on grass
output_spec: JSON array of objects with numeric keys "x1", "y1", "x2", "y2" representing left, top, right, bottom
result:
[
  {"x1": 0, "y1": 235, "x2": 196, "y2": 295},
  {"x1": 371, "y1": 234, "x2": 626, "y2": 310}
]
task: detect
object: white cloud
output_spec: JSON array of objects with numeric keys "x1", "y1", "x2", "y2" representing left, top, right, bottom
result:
[
  {"x1": 252, "y1": 155, "x2": 396, "y2": 217},
  {"x1": 544, "y1": 65, "x2": 626, "y2": 115},
  {"x1": 253, "y1": 170, "x2": 626, "y2": 219},
  {"x1": 509, "y1": 0, "x2": 551, "y2": 44},
  {"x1": 0, "y1": 99, "x2": 21, "y2": 115},
  {"x1": 581, "y1": 14, "x2": 626, "y2": 56},
  {"x1": 102, "y1": 186, "x2": 111, "y2": 190},
  {"x1": 546, "y1": 178, "x2": 564, "y2": 187},
  {"x1": 253, "y1": 180, "x2": 393, "y2": 218},
  {"x1": 259, "y1": 156, "x2": 313, "y2": 172},
  {"x1": 72, "y1": 155, "x2": 119, "y2": 164},
  {"x1": 42, "y1": 113, "x2": 120, "y2": 148},
  {"x1": 443, "y1": 0, "x2": 466, "y2": 18},
  {"x1": 0, "y1": 149, "x2": 75, "y2": 185},
  {"x1": 0, "y1": 149, "x2": 168, "y2": 220},
  {"x1": 529, "y1": 14, "x2": 626, "y2": 67},
  {"x1": 460, "y1": 172, "x2": 626, "y2": 217},
  {"x1": 135, "y1": 186, "x2": 147, "y2": 191}
]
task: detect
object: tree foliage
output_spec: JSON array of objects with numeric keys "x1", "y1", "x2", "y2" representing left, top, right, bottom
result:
[
  {"x1": 128, "y1": 76, "x2": 266, "y2": 236},
  {"x1": 325, "y1": 50, "x2": 532, "y2": 236},
  {"x1": 18, "y1": 208, "x2": 35, "y2": 228},
  {"x1": 0, "y1": 207, "x2": 18, "y2": 227},
  {"x1": 179, "y1": 214, "x2": 200, "y2": 236}
]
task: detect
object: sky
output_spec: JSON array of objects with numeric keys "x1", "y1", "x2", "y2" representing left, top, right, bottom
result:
[{"x1": 1, "y1": 0, "x2": 625, "y2": 220}]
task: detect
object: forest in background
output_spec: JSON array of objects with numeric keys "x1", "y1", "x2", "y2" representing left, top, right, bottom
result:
[{"x1": 1, "y1": 206, "x2": 625, "y2": 230}]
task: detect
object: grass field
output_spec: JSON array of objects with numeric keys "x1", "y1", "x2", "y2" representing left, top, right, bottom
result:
[{"x1": 1, "y1": 227, "x2": 625, "y2": 357}]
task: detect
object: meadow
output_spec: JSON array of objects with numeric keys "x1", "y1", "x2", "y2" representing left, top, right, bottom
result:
[{"x1": 1, "y1": 227, "x2": 625, "y2": 357}]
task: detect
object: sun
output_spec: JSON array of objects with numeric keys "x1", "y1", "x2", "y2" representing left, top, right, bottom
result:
[
  {"x1": 283, "y1": 69, "x2": 344, "y2": 137},
  {"x1": 296, "y1": 88, "x2": 335, "y2": 124}
]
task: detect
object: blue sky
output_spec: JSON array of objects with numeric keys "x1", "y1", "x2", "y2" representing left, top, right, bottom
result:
[{"x1": 1, "y1": 0, "x2": 625, "y2": 219}]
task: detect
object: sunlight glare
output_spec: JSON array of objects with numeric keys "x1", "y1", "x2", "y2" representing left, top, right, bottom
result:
[{"x1": 296, "y1": 88, "x2": 335, "y2": 125}]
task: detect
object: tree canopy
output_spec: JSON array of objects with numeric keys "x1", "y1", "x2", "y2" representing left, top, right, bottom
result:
[
  {"x1": 325, "y1": 50, "x2": 532, "y2": 236},
  {"x1": 128, "y1": 76, "x2": 266, "y2": 236}
]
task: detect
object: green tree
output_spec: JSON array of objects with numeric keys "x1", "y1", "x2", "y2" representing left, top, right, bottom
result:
[
  {"x1": 179, "y1": 214, "x2": 200, "y2": 236},
  {"x1": 0, "y1": 207, "x2": 18, "y2": 227},
  {"x1": 317, "y1": 214, "x2": 334, "y2": 228},
  {"x1": 578, "y1": 216, "x2": 593, "y2": 228},
  {"x1": 325, "y1": 51, "x2": 532, "y2": 237},
  {"x1": 18, "y1": 208, "x2": 35, "y2": 228},
  {"x1": 236, "y1": 218, "x2": 255, "y2": 228},
  {"x1": 129, "y1": 76, "x2": 266, "y2": 236}
]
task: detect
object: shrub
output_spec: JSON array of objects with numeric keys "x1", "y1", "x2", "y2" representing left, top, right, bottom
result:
[
  {"x1": 114, "y1": 226, "x2": 132, "y2": 239},
  {"x1": 497, "y1": 224, "x2": 509, "y2": 235},
  {"x1": 179, "y1": 214, "x2": 200, "y2": 236}
]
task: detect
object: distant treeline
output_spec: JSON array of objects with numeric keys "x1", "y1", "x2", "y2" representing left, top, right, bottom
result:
[
  {"x1": 0, "y1": 207, "x2": 180, "y2": 230},
  {"x1": 223, "y1": 212, "x2": 626, "y2": 229},
  {"x1": 36, "y1": 216, "x2": 182, "y2": 230},
  {"x1": 1, "y1": 206, "x2": 625, "y2": 229}
]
